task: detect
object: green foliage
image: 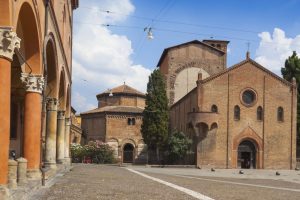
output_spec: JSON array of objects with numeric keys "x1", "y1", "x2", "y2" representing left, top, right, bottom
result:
[
  {"x1": 281, "y1": 51, "x2": 300, "y2": 148},
  {"x1": 141, "y1": 69, "x2": 169, "y2": 151},
  {"x1": 281, "y1": 51, "x2": 300, "y2": 82},
  {"x1": 167, "y1": 130, "x2": 192, "y2": 163},
  {"x1": 70, "y1": 141, "x2": 115, "y2": 164}
]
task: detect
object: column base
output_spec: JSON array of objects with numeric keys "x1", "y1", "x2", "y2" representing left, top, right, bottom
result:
[
  {"x1": 56, "y1": 159, "x2": 65, "y2": 164},
  {"x1": 0, "y1": 185, "x2": 9, "y2": 200},
  {"x1": 27, "y1": 169, "x2": 41, "y2": 180},
  {"x1": 44, "y1": 162, "x2": 57, "y2": 169},
  {"x1": 64, "y1": 158, "x2": 71, "y2": 165}
]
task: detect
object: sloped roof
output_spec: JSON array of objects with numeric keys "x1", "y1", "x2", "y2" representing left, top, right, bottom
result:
[
  {"x1": 81, "y1": 106, "x2": 144, "y2": 115},
  {"x1": 200, "y1": 58, "x2": 292, "y2": 86},
  {"x1": 171, "y1": 57, "x2": 293, "y2": 109},
  {"x1": 157, "y1": 40, "x2": 228, "y2": 67},
  {"x1": 96, "y1": 84, "x2": 145, "y2": 98}
]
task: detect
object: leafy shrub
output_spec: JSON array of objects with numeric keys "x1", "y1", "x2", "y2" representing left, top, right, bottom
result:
[
  {"x1": 167, "y1": 130, "x2": 192, "y2": 164},
  {"x1": 70, "y1": 140, "x2": 115, "y2": 164}
]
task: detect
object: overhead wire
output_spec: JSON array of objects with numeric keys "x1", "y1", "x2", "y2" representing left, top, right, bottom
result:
[
  {"x1": 74, "y1": 21, "x2": 259, "y2": 43},
  {"x1": 79, "y1": 6, "x2": 260, "y2": 35}
]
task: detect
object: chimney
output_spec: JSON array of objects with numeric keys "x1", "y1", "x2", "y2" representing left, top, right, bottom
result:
[
  {"x1": 198, "y1": 72, "x2": 202, "y2": 81},
  {"x1": 246, "y1": 51, "x2": 250, "y2": 59}
]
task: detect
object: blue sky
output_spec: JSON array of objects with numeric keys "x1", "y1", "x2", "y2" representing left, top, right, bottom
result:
[{"x1": 72, "y1": 0, "x2": 300, "y2": 112}]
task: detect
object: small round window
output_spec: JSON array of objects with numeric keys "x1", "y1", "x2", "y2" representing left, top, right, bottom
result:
[{"x1": 242, "y1": 90, "x2": 256, "y2": 106}]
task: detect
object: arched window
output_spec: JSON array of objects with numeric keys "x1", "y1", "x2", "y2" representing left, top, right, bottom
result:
[
  {"x1": 234, "y1": 105, "x2": 240, "y2": 120},
  {"x1": 132, "y1": 118, "x2": 136, "y2": 125},
  {"x1": 211, "y1": 105, "x2": 218, "y2": 113},
  {"x1": 277, "y1": 107, "x2": 284, "y2": 122},
  {"x1": 257, "y1": 106, "x2": 263, "y2": 121},
  {"x1": 127, "y1": 118, "x2": 132, "y2": 125}
]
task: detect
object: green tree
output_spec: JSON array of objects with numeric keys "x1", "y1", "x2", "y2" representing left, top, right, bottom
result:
[
  {"x1": 167, "y1": 130, "x2": 192, "y2": 164},
  {"x1": 281, "y1": 51, "x2": 300, "y2": 82},
  {"x1": 141, "y1": 69, "x2": 169, "y2": 162},
  {"x1": 281, "y1": 51, "x2": 300, "y2": 156}
]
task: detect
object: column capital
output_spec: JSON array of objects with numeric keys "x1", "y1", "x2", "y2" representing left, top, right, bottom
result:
[
  {"x1": 57, "y1": 110, "x2": 65, "y2": 119},
  {"x1": 65, "y1": 118, "x2": 71, "y2": 126},
  {"x1": 21, "y1": 73, "x2": 45, "y2": 94},
  {"x1": 0, "y1": 27, "x2": 21, "y2": 61},
  {"x1": 46, "y1": 98, "x2": 58, "y2": 111}
]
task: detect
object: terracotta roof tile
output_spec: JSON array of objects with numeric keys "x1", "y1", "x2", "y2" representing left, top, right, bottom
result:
[
  {"x1": 96, "y1": 84, "x2": 145, "y2": 97},
  {"x1": 81, "y1": 106, "x2": 144, "y2": 115}
]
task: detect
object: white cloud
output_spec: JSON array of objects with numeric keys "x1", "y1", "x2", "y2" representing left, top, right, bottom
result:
[
  {"x1": 72, "y1": 0, "x2": 151, "y2": 112},
  {"x1": 255, "y1": 28, "x2": 300, "y2": 75},
  {"x1": 72, "y1": 92, "x2": 96, "y2": 112}
]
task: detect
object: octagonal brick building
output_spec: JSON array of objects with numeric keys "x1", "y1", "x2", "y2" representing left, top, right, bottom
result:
[{"x1": 81, "y1": 84, "x2": 147, "y2": 164}]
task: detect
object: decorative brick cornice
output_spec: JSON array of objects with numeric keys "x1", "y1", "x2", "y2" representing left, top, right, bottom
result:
[
  {"x1": 21, "y1": 73, "x2": 45, "y2": 94},
  {"x1": 0, "y1": 27, "x2": 21, "y2": 61},
  {"x1": 46, "y1": 98, "x2": 58, "y2": 111},
  {"x1": 57, "y1": 110, "x2": 66, "y2": 120}
]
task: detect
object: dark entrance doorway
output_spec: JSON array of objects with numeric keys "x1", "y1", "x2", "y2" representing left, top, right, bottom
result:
[
  {"x1": 238, "y1": 140, "x2": 256, "y2": 169},
  {"x1": 123, "y1": 143, "x2": 134, "y2": 163}
]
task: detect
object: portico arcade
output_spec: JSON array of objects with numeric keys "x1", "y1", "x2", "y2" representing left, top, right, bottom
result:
[{"x1": 0, "y1": 0, "x2": 78, "y2": 198}]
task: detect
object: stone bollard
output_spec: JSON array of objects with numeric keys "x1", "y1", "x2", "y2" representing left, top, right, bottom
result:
[
  {"x1": 8, "y1": 159, "x2": 18, "y2": 189},
  {"x1": 17, "y1": 157, "x2": 28, "y2": 185},
  {"x1": 0, "y1": 186, "x2": 9, "y2": 200}
]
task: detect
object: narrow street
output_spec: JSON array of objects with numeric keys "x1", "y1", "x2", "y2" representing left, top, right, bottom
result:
[{"x1": 30, "y1": 164, "x2": 300, "y2": 200}]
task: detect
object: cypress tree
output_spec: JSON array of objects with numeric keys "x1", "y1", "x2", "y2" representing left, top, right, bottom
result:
[
  {"x1": 281, "y1": 51, "x2": 300, "y2": 157},
  {"x1": 141, "y1": 69, "x2": 169, "y2": 162}
]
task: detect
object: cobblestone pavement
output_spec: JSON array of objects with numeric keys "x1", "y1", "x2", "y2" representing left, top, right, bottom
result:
[
  {"x1": 29, "y1": 164, "x2": 194, "y2": 200},
  {"x1": 130, "y1": 166, "x2": 300, "y2": 200},
  {"x1": 29, "y1": 164, "x2": 300, "y2": 200}
]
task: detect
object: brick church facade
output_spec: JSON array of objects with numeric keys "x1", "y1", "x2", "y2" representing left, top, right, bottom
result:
[
  {"x1": 158, "y1": 40, "x2": 297, "y2": 169},
  {"x1": 81, "y1": 84, "x2": 147, "y2": 164}
]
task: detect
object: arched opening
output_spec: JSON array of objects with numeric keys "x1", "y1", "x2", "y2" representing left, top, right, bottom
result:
[
  {"x1": 65, "y1": 86, "x2": 71, "y2": 117},
  {"x1": 58, "y1": 70, "x2": 66, "y2": 110},
  {"x1": 174, "y1": 67, "x2": 209, "y2": 103},
  {"x1": 16, "y1": 2, "x2": 41, "y2": 73},
  {"x1": 238, "y1": 140, "x2": 257, "y2": 169},
  {"x1": 277, "y1": 107, "x2": 284, "y2": 122},
  {"x1": 234, "y1": 105, "x2": 240, "y2": 120},
  {"x1": 45, "y1": 39, "x2": 58, "y2": 98},
  {"x1": 10, "y1": 54, "x2": 25, "y2": 159},
  {"x1": 257, "y1": 106, "x2": 263, "y2": 121},
  {"x1": 211, "y1": 105, "x2": 218, "y2": 113},
  {"x1": 210, "y1": 122, "x2": 218, "y2": 130},
  {"x1": 123, "y1": 143, "x2": 134, "y2": 163}
]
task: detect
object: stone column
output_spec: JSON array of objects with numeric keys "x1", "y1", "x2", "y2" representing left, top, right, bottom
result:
[
  {"x1": 44, "y1": 98, "x2": 58, "y2": 169},
  {"x1": 0, "y1": 27, "x2": 20, "y2": 188},
  {"x1": 64, "y1": 118, "x2": 71, "y2": 164},
  {"x1": 21, "y1": 73, "x2": 44, "y2": 179},
  {"x1": 57, "y1": 111, "x2": 65, "y2": 164}
]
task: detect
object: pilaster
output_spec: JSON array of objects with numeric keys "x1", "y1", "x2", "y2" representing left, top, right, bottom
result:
[
  {"x1": 57, "y1": 110, "x2": 66, "y2": 164},
  {"x1": 64, "y1": 118, "x2": 71, "y2": 165},
  {"x1": 45, "y1": 98, "x2": 58, "y2": 169}
]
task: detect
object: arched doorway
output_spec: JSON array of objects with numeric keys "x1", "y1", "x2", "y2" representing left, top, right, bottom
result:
[
  {"x1": 123, "y1": 143, "x2": 134, "y2": 163},
  {"x1": 238, "y1": 140, "x2": 256, "y2": 169}
]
